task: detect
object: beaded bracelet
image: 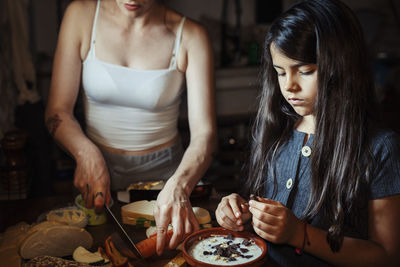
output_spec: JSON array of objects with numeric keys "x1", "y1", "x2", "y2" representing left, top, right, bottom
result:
[{"x1": 295, "y1": 221, "x2": 310, "y2": 255}]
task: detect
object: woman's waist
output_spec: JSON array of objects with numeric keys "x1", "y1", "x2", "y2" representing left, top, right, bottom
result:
[{"x1": 95, "y1": 134, "x2": 179, "y2": 156}]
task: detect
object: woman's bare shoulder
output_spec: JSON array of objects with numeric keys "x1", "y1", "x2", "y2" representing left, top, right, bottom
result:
[
  {"x1": 165, "y1": 9, "x2": 208, "y2": 40},
  {"x1": 60, "y1": 0, "x2": 97, "y2": 58}
]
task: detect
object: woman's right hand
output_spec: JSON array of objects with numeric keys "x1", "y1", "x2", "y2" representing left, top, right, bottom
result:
[
  {"x1": 215, "y1": 193, "x2": 252, "y2": 231},
  {"x1": 73, "y1": 147, "x2": 111, "y2": 213}
]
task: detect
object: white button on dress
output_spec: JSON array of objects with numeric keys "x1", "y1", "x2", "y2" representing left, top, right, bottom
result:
[
  {"x1": 301, "y1": 146, "x2": 312, "y2": 157},
  {"x1": 286, "y1": 178, "x2": 293, "y2": 189}
]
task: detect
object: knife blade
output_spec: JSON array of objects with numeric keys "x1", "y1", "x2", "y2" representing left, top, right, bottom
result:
[{"x1": 104, "y1": 205, "x2": 146, "y2": 262}]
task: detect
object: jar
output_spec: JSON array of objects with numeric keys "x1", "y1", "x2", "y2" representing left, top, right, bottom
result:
[{"x1": 1, "y1": 130, "x2": 29, "y2": 194}]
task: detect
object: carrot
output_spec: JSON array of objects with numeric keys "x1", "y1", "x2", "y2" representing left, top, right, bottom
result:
[
  {"x1": 135, "y1": 229, "x2": 174, "y2": 258},
  {"x1": 109, "y1": 229, "x2": 174, "y2": 260}
]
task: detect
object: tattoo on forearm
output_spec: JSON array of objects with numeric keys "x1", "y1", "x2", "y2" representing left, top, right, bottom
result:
[{"x1": 46, "y1": 114, "x2": 62, "y2": 137}]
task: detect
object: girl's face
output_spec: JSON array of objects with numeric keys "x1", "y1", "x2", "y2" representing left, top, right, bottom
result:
[
  {"x1": 115, "y1": 0, "x2": 157, "y2": 18},
  {"x1": 270, "y1": 43, "x2": 318, "y2": 119}
]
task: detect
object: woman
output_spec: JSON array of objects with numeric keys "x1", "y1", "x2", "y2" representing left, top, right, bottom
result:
[
  {"x1": 45, "y1": 0, "x2": 216, "y2": 254},
  {"x1": 215, "y1": 0, "x2": 400, "y2": 265}
]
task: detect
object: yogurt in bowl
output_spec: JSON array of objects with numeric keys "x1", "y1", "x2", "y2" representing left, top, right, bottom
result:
[{"x1": 183, "y1": 227, "x2": 267, "y2": 267}]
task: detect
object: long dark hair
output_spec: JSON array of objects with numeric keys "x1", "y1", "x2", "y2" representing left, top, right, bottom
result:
[{"x1": 245, "y1": 0, "x2": 377, "y2": 252}]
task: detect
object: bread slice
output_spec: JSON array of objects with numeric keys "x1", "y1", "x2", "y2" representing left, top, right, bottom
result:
[
  {"x1": 19, "y1": 223, "x2": 93, "y2": 259},
  {"x1": 121, "y1": 200, "x2": 156, "y2": 220},
  {"x1": 121, "y1": 200, "x2": 157, "y2": 227}
]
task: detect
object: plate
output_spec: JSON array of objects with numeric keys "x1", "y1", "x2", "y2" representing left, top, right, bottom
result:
[{"x1": 182, "y1": 227, "x2": 267, "y2": 267}]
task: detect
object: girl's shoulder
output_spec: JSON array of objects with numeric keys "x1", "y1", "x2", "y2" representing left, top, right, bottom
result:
[
  {"x1": 367, "y1": 127, "x2": 400, "y2": 199},
  {"x1": 369, "y1": 127, "x2": 400, "y2": 155}
]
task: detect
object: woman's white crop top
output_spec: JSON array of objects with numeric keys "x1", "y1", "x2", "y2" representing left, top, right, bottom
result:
[{"x1": 82, "y1": 0, "x2": 185, "y2": 151}]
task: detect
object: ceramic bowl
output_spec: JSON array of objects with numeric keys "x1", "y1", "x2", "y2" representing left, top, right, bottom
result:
[{"x1": 182, "y1": 227, "x2": 267, "y2": 267}]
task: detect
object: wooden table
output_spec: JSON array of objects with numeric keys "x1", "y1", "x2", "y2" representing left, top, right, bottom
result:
[{"x1": 0, "y1": 192, "x2": 277, "y2": 266}]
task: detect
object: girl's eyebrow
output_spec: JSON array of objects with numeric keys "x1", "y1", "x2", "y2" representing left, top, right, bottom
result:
[{"x1": 273, "y1": 63, "x2": 312, "y2": 69}]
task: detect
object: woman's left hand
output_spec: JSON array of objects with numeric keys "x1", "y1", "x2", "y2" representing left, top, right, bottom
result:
[
  {"x1": 249, "y1": 197, "x2": 303, "y2": 247},
  {"x1": 153, "y1": 178, "x2": 199, "y2": 255}
]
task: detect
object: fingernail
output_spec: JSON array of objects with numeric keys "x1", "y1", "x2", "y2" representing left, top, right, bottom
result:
[
  {"x1": 249, "y1": 200, "x2": 253, "y2": 206},
  {"x1": 235, "y1": 211, "x2": 240, "y2": 218}
]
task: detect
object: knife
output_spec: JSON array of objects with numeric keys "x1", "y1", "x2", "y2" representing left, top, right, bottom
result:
[{"x1": 104, "y1": 205, "x2": 147, "y2": 263}]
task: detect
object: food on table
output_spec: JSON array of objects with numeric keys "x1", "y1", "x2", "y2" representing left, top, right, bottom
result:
[
  {"x1": 0, "y1": 245, "x2": 21, "y2": 267},
  {"x1": 122, "y1": 200, "x2": 212, "y2": 229},
  {"x1": 104, "y1": 236, "x2": 128, "y2": 267},
  {"x1": 46, "y1": 207, "x2": 88, "y2": 228},
  {"x1": 19, "y1": 221, "x2": 93, "y2": 259},
  {"x1": 127, "y1": 180, "x2": 165, "y2": 191},
  {"x1": 188, "y1": 233, "x2": 263, "y2": 266},
  {"x1": 164, "y1": 251, "x2": 187, "y2": 267},
  {"x1": 109, "y1": 229, "x2": 174, "y2": 260},
  {"x1": 23, "y1": 255, "x2": 92, "y2": 267},
  {"x1": 192, "y1": 207, "x2": 212, "y2": 225},
  {"x1": 73, "y1": 246, "x2": 110, "y2": 266},
  {"x1": 121, "y1": 200, "x2": 157, "y2": 227},
  {"x1": 75, "y1": 194, "x2": 111, "y2": 226}
]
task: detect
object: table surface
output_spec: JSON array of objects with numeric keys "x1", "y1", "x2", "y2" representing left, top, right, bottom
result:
[{"x1": 0, "y1": 192, "x2": 277, "y2": 266}]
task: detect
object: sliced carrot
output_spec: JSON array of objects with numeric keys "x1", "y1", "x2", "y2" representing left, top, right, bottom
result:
[
  {"x1": 107, "y1": 229, "x2": 174, "y2": 260},
  {"x1": 104, "y1": 236, "x2": 129, "y2": 267}
]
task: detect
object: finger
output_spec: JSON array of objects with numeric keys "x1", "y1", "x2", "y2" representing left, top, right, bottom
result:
[
  {"x1": 216, "y1": 206, "x2": 244, "y2": 231},
  {"x1": 256, "y1": 196, "x2": 282, "y2": 206},
  {"x1": 252, "y1": 215, "x2": 277, "y2": 234},
  {"x1": 84, "y1": 184, "x2": 94, "y2": 209},
  {"x1": 249, "y1": 199, "x2": 280, "y2": 216},
  {"x1": 187, "y1": 209, "x2": 200, "y2": 234},
  {"x1": 229, "y1": 198, "x2": 243, "y2": 219},
  {"x1": 105, "y1": 188, "x2": 112, "y2": 206},
  {"x1": 252, "y1": 223, "x2": 277, "y2": 242},
  {"x1": 93, "y1": 191, "x2": 105, "y2": 213},
  {"x1": 169, "y1": 201, "x2": 189, "y2": 249},
  {"x1": 154, "y1": 206, "x2": 171, "y2": 255},
  {"x1": 249, "y1": 204, "x2": 279, "y2": 225}
]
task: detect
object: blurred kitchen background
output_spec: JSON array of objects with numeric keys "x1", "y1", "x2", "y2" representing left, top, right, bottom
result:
[{"x1": 0, "y1": 0, "x2": 399, "y2": 200}]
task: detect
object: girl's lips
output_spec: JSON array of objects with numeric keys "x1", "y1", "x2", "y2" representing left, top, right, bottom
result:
[
  {"x1": 124, "y1": 3, "x2": 139, "y2": 11},
  {"x1": 288, "y1": 98, "x2": 304, "y2": 105}
]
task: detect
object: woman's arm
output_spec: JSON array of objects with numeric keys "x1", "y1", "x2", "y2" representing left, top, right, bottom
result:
[
  {"x1": 45, "y1": 1, "x2": 111, "y2": 212},
  {"x1": 250, "y1": 195, "x2": 400, "y2": 266},
  {"x1": 154, "y1": 19, "x2": 217, "y2": 255}
]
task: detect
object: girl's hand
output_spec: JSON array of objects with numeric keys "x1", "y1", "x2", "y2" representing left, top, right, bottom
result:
[
  {"x1": 249, "y1": 197, "x2": 303, "y2": 247},
  {"x1": 73, "y1": 148, "x2": 111, "y2": 213},
  {"x1": 216, "y1": 193, "x2": 252, "y2": 231},
  {"x1": 154, "y1": 178, "x2": 199, "y2": 255}
]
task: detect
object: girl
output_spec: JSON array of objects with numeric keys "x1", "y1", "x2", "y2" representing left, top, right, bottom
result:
[{"x1": 215, "y1": 0, "x2": 400, "y2": 266}]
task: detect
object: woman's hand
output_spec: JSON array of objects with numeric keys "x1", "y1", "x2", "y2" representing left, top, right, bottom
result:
[
  {"x1": 249, "y1": 197, "x2": 303, "y2": 246},
  {"x1": 73, "y1": 147, "x2": 111, "y2": 213},
  {"x1": 154, "y1": 178, "x2": 199, "y2": 255},
  {"x1": 215, "y1": 193, "x2": 252, "y2": 232}
]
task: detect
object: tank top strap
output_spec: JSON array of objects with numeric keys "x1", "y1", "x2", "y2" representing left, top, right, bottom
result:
[
  {"x1": 88, "y1": 0, "x2": 101, "y2": 58},
  {"x1": 169, "y1": 17, "x2": 186, "y2": 69}
]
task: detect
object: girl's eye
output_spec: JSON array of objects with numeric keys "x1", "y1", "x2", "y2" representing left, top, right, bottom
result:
[
  {"x1": 277, "y1": 72, "x2": 286, "y2": 77},
  {"x1": 300, "y1": 69, "x2": 315, "y2": 75}
]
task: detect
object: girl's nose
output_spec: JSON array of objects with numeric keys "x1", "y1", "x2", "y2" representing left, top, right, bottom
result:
[{"x1": 284, "y1": 75, "x2": 298, "y2": 91}]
